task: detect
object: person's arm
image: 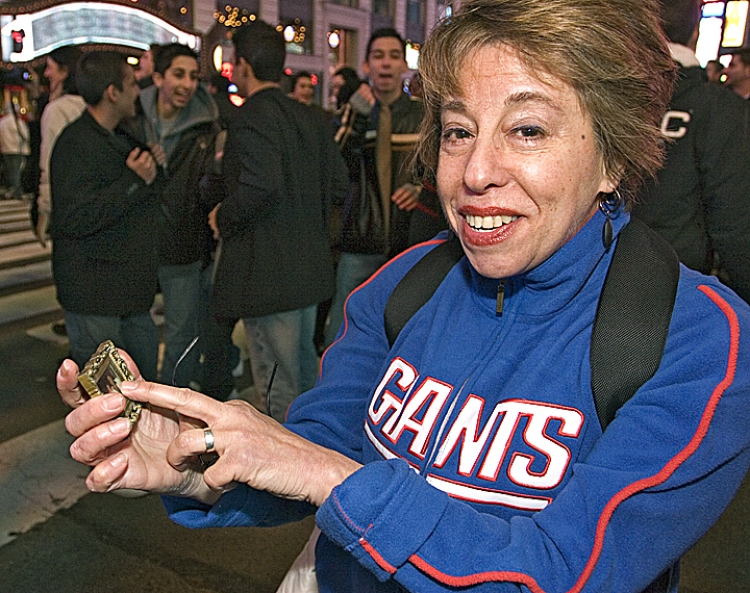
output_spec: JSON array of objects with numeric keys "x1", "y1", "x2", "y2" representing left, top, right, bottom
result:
[
  {"x1": 315, "y1": 280, "x2": 750, "y2": 593},
  {"x1": 164, "y1": 239, "x2": 444, "y2": 529},
  {"x1": 36, "y1": 102, "x2": 77, "y2": 244},
  {"x1": 334, "y1": 83, "x2": 373, "y2": 157},
  {"x1": 50, "y1": 132, "x2": 156, "y2": 240},
  {"x1": 326, "y1": 130, "x2": 350, "y2": 208},
  {"x1": 698, "y1": 93, "x2": 750, "y2": 303},
  {"x1": 213, "y1": 120, "x2": 285, "y2": 239}
]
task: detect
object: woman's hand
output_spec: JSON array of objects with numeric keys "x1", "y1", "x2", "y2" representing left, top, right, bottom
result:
[
  {"x1": 58, "y1": 356, "x2": 215, "y2": 503},
  {"x1": 119, "y1": 381, "x2": 362, "y2": 507}
]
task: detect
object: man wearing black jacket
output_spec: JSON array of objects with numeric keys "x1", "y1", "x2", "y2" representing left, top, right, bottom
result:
[
  {"x1": 206, "y1": 21, "x2": 348, "y2": 421},
  {"x1": 324, "y1": 29, "x2": 445, "y2": 348},
  {"x1": 50, "y1": 51, "x2": 162, "y2": 379},
  {"x1": 636, "y1": 0, "x2": 750, "y2": 303}
]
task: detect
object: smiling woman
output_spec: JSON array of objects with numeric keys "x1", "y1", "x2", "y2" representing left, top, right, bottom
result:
[
  {"x1": 434, "y1": 45, "x2": 616, "y2": 278},
  {"x1": 57, "y1": 4, "x2": 750, "y2": 593},
  {"x1": 418, "y1": 0, "x2": 676, "y2": 204}
]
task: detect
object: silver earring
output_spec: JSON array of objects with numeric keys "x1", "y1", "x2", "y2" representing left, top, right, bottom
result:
[{"x1": 598, "y1": 189, "x2": 622, "y2": 250}]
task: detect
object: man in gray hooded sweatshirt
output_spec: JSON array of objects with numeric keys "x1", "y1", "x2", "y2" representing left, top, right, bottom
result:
[{"x1": 124, "y1": 43, "x2": 221, "y2": 387}]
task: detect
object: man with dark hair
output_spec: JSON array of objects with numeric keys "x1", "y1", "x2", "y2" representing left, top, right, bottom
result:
[
  {"x1": 120, "y1": 42, "x2": 221, "y2": 387},
  {"x1": 324, "y1": 27, "x2": 445, "y2": 347},
  {"x1": 205, "y1": 20, "x2": 348, "y2": 420},
  {"x1": 50, "y1": 51, "x2": 162, "y2": 379},
  {"x1": 724, "y1": 48, "x2": 750, "y2": 99},
  {"x1": 635, "y1": 0, "x2": 750, "y2": 302}
]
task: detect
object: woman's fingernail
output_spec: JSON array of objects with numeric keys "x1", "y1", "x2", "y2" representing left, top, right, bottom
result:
[
  {"x1": 111, "y1": 417, "x2": 131, "y2": 434},
  {"x1": 119, "y1": 381, "x2": 136, "y2": 392},
  {"x1": 101, "y1": 393, "x2": 124, "y2": 412}
]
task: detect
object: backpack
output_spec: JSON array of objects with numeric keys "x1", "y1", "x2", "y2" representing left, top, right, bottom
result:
[{"x1": 384, "y1": 217, "x2": 680, "y2": 431}]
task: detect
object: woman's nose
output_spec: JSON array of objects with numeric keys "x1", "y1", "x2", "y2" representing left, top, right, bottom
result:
[{"x1": 463, "y1": 137, "x2": 510, "y2": 194}]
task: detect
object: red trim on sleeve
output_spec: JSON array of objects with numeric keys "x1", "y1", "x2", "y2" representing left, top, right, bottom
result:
[
  {"x1": 360, "y1": 538, "x2": 398, "y2": 574},
  {"x1": 318, "y1": 238, "x2": 447, "y2": 372},
  {"x1": 567, "y1": 284, "x2": 739, "y2": 592},
  {"x1": 400, "y1": 284, "x2": 740, "y2": 593},
  {"x1": 414, "y1": 202, "x2": 439, "y2": 218},
  {"x1": 409, "y1": 554, "x2": 547, "y2": 592}
]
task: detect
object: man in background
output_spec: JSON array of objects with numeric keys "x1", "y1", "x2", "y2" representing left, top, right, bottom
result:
[
  {"x1": 206, "y1": 21, "x2": 348, "y2": 421},
  {"x1": 50, "y1": 51, "x2": 162, "y2": 379},
  {"x1": 135, "y1": 44, "x2": 159, "y2": 89},
  {"x1": 330, "y1": 66, "x2": 360, "y2": 110},
  {"x1": 325, "y1": 28, "x2": 444, "y2": 347},
  {"x1": 636, "y1": 0, "x2": 750, "y2": 303},
  {"x1": 122, "y1": 43, "x2": 221, "y2": 387},
  {"x1": 0, "y1": 101, "x2": 30, "y2": 200},
  {"x1": 723, "y1": 48, "x2": 750, "y2": 99},
  {"x1": 289, "y1": 70, "x2": 315, "y2": 106}
]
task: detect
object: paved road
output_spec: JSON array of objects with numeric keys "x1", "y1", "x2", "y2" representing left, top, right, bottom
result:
[
  {"x1": 0, "y1": 314, "x2": 312, "y2": 593},
  {"x1": 0, "y1": 491, "x2": 314, "y2": 593}
]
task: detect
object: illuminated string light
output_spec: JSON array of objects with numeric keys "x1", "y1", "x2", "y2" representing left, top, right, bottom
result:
[{"x1": 216, "y1": 5, "x2": 254, "y2": 27}]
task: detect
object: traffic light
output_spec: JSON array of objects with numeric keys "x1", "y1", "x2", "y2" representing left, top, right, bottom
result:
[{"x1": 11, "y1": 30, "x2": 24, "y2": 53}]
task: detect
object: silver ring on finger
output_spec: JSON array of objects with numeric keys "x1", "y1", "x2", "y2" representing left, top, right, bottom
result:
[{"x1": 203, "y1": 427, "x2": 215, "y2": 453}]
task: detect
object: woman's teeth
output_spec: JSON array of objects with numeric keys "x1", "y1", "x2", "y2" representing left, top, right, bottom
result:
[{"x1": 465, "y1": 214, "x2": 518, "y2": 231}]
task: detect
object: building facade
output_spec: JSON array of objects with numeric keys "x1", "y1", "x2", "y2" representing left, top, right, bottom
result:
[
  {"x1": 0, "y1": 0, "x2": 453, "y2": 108},
  {"x1": 203, "y1": 0, "x2": 453, "y2": 108}
]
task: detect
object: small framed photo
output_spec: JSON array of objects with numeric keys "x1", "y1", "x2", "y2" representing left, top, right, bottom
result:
[{"x1": 78, "y1": 340, "x2": 142, "y2": 425}]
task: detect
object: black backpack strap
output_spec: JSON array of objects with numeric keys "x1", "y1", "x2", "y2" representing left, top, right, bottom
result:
[
  {"x1": 590, "y1": 217, "x2": 680, "y2": 430},
  {"x1": 383, "y1": 219, "x2": 679, "y2": 433},
  {"x1": 384, "y1": 234, "x2": 464, "y2": 348}
]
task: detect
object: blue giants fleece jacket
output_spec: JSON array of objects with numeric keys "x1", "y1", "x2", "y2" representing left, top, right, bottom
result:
[{"x1": 164, "y1": 207, "x2": 750, "y2": 593}]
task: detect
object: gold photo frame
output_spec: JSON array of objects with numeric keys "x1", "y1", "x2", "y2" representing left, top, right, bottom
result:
[{"x1": 78, "y1": 340, "x2": 142, "y2": 426}]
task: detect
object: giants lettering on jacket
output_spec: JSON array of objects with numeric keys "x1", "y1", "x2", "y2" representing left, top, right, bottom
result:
[{"x1": 366, "y1": 358, "x2": 585, "y2": 512}]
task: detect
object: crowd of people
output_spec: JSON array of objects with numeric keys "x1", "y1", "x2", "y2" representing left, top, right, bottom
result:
[
  {"x1": 42, "y1": 0, "x2": 750, "y2": 591},
  {"x1": 33, "y1": 24, "x2": 440, "y2": 424}
]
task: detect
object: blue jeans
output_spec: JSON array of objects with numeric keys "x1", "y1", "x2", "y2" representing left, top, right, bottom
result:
[
  {"x1": 158, "y1": 261, "x2": 203, "y2": 387},
  {"x1": 324, "y1": 252, "x2": 388, "y2": 348},
  {"x1": 65, "y1": 310, "x2": 159, "y2": 381},
  {"x1": 243, "y1": 304, "x2": 318, "y2": 422},
  {"x1": 3, "y1": 154, "x2": 26, "y2": 199}
]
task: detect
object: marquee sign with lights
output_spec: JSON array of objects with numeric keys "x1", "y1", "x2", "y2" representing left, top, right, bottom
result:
[{"x1": 0, "y1": 1, "x2": 200, "y2": 63}]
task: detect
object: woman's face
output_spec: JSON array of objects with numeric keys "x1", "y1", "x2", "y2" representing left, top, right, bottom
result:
[
  {"x1": 437, "y1": 44, "x2": 615, "y2": 279},
  {"x1": 44, "y1": 57, "x2": 67, "y2": 94}
]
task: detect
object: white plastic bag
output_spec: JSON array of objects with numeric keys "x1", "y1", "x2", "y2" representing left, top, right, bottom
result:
[{"x1": 275, "y1": 527, "x2": 320, "y2": 593}]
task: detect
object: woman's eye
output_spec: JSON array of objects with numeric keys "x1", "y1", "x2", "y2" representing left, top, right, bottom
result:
[
  {"x1": 513, "y1": 125, "x2": 545, "y2": 139},
  {"x1": 442, "y1": 127, "x2": 472, "y2": 141},
  {"x1": 440, "y1": 127, "x2": 474, "y2": 154}
]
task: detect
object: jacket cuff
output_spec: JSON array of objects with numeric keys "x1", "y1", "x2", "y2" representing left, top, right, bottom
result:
[
  {"x1": 163, "y1": 484, "x2": 316, "y2": 529},
  {"x1": 316, "y1": 459, "x2": 449, "y2": 581}
]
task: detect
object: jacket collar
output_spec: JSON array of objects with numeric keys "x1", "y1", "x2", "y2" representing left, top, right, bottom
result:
[
  {"x1": 668, "y1": 43, "x2": 701, "y2": 68},
  {"x1": 469, "y1": 205, "x2": 630, "y2": 318},
  {"x1": 139, "y1": 83, "x2": 218, "y2": 142}
]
